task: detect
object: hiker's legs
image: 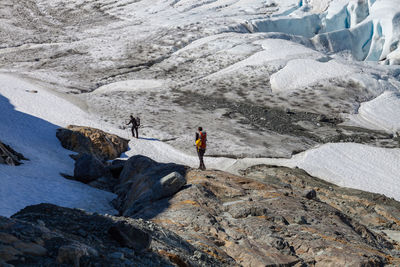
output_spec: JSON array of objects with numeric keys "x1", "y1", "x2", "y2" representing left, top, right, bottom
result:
[
  {"x1": 134, "y1": 127, "x2": 139, "y2": 139},
  {"x1": 131, "y1": 127, "x2": 136, "y2": 138},
  {"x1": 197, "y1": 148, "x2": 206, "y2": 170}
]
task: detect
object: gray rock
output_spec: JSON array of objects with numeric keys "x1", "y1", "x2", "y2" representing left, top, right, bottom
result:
[
  {"x1": 10, "y1": 203, "x2": 227, "y2": 266},
  {"x1": 109, "y1": 251, "x2": 124, "y2": 260},
  {"x1": 56, "y1": 243, "x2": 91, "y2": 265},
  {"x1": 228, "y1": 203, "x2": 268, "y2": 219},
  {"x1": 294, "y1": 215, "x2": 307, "y2": 225},
  {"x1": 108, "y1": 159, "x2": 127, "y2": 179},
  {"x1": 155, "y1": 171, "x2": 186, "y2": 200},
  {"x1": 114, "y1": 155, "x2": 187, "y2": 216},
  {"x1": 73, "y1": 153, "x2": 107, "y2": 183},
  {"x1": 108, "y1": 222, "x2": 151, "y2": 252},
  {"x1": 304, "y1": 189, "x2": 317, "y2": 200}
]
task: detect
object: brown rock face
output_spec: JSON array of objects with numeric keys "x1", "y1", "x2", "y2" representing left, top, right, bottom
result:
[
  {"x1": 56, "y1": 125, "x2": 129, "y2": 160},
  {"x1": 124, "y1": 169, "x2": 400, "y2": 267}
]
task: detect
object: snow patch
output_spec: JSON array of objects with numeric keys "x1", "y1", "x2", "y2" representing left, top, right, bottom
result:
[
  {"x1": 290, "y1": 143, "x2": 400, "y2": 201},
  {"x1": 346, "y1": 91, "x2": 400, "y2": 133},
  {"x1": 270, "y1": 59, "x2": 354, "y2": 92},
  {"x1": 93, "y1": 79, "x2": 164, "y2": 94}
]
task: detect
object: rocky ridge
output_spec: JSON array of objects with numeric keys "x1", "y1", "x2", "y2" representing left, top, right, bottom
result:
[
  {"x1": 2, "y1": 203, "x2": 227, "y2": 267},
  {"x1": 2, "y1": 126, "x2": 400, "y2": 266}
]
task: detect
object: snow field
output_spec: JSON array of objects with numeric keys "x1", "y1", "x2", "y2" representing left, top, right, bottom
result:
[{"x1": 0, "y1": 73, "x2": 117, "y2": 217}]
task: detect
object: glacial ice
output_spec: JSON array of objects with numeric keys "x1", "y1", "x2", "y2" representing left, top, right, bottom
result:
[{"x1": 248, "y1": 0, "x2": 400, "y2": 64}]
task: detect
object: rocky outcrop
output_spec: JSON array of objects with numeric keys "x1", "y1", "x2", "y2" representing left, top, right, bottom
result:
[
  {"x1": 241, "y1": 165, "x2": 400, "y2": 232},
  {"x1": 0, "y1": 140, "x2": 27, "y2": 166},
  {"x1": 5, "y1": 155, "x2": 400, "y2": 266},
  {"x1": 73, "y1": 153, "x2": 108, "y2": 183},
  {"x1": 114, "y1": 155, "x2": 188, "y2": 217},
  {"x1": 56, "y1": 125, "x2": 129, "y2": 160},
  {"x1": 3, "y1": 203, "x2": 231, "y2": 267},
  {"x1": 120, "y1": 168, "x2": 400, "y2": 267}
]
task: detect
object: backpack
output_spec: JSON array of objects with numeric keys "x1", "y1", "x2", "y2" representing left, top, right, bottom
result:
[{"x1": 196, "y1": 131, "x2": 207, "y2": 149}]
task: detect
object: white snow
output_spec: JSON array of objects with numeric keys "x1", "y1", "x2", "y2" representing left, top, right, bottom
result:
[
  {"x1": 0, "y1": 73, "x2": 235, "y2": 217},
  {"x1": 93, "y1": 79, "x2": 164, "y2": 94},
  {"x1": 270, "y1": 58, "x2": 354, "y2": 92},
  {"x1": 222, "y1": 143, "x2": 400, "y2": 201},
  {"x1": 345, "y1": 91, "x2": 400, "y2": 133},
  {"x1": 209, "y1": 38, "x2": 322, "y2": 77},
  {"x1": 287, "y1": 143, "x2": 400, "y2": 200},
  {"x1": 0, "y1": 73, "x2": 117, "y2": 217}
]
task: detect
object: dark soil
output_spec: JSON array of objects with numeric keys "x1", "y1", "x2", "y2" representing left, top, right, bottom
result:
[{"x1": 173, "y1": 91, "x2": 398, "y2": 148}]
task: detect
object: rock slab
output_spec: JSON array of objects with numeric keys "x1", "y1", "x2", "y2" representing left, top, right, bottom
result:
[
  {"x1": 114, "y1": 155, "x2": 187, "y2": 217},
  {"x1": 56, "y1": 125, "x2": 129, "y2": 160}
]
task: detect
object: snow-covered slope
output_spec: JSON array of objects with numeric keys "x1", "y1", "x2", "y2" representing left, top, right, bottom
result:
[{"x1": 0, "y1": 74, "x2": 117, "y2": 217}]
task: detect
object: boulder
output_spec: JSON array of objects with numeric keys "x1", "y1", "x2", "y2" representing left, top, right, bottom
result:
[
  {"x1": 155, "y1": 172, "x2": 186, "y2": 200},
  {"x1": 107, "y1": 159, "x2": 127, "y2": 179},
  {"x1": 73, "y1": 153, "x2": 107, "y2": 183},
  {"x1": 56, "y1": 125, "x2": 129, "y2": 160},
  {"x1": 108, "y1": 222, "x2": 151, "y2": 251},
  {"x1": 304, "y1": 189, "x2": 317, "y2": 200},
  {"x1": 56, "y1": 242, "x2": 95, "y2": 265},
  {"x1": 114, "y1": 155, "x2": 187, "y2": 217}
]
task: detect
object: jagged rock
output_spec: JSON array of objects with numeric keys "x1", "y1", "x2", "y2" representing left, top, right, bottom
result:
[
  {"x1": 304, "y1": 189, "x2": 317, "y2": 199},
  {"x1": 155, "y1": 171, "x2": 186, "y2": 200},
  {"x1": 8, "y1": 203, "x2": 231, "y2": 266},
  {"x1": 88, "y1": 176, "x2": 116, "y2": 192},
  {"x1": 56, "y1": 125, "x2": 129, "y2": 160},
  {"x1": 108, "y1": 159, "x2": 126, "y2": 179},
  {"x1": 108, "y1": 222, "x2": 151, "y2": 251},
  {"x1": 56, "y1": 242, "x2": 96, "y2": 265},
  {"x1": 0, "y1": 140, "x2": 27, "y2": 166},
  {"x1": 125, "y1": 168, "x2": 400, "y2": 267},
  {"x1": 0, "y1": 244, "x2": 21, "y2": 262},
  {"x1": 242, "y1": 164, "x2": 400, "y2": 232},
  {"x1": 293, "y1": 215, "x2": 307, "y2": 225},
  {"x1": 73, "y1": 153, "x2": 107, "y2": 183},
  {"x1": 227, "y1": 203, "x2": 268, "y2": 219},
  {"x1": 109, "y1": 251, "x2": 124, "y2": 260},
  {"x1": 114, "y1": 155, "x2": 188, "y2": 216}
]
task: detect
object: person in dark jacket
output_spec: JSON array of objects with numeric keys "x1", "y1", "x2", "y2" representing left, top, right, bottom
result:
[
  {"x1": 127, "y1": 115, "x2": 140, "y2": 138},
  {"x1": 195, "y1": 127, "x2": 207, "y2": 170}
]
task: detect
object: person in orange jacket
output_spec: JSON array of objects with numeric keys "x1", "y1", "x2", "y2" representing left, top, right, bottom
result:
[{"x1": 195, "y1": 127, "x2": 207, "y2": 170}]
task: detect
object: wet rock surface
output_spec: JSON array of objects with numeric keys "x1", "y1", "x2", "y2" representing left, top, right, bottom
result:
[{"x1": 56, "y1": 125, "x2": 129, "y2": 161}]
